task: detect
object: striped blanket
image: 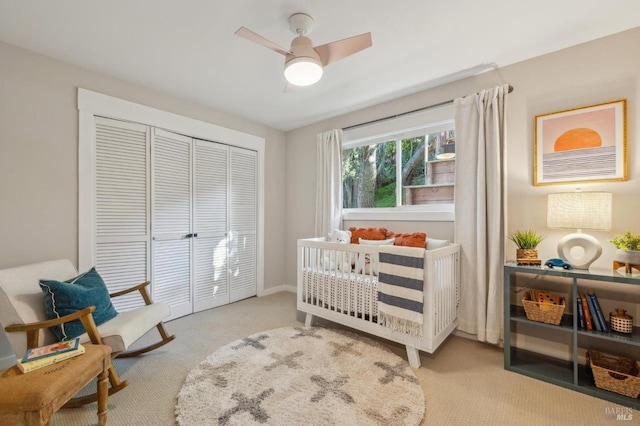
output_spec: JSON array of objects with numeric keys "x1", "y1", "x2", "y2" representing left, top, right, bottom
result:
[{"x1": 377, "y1": 245, "x2": 425, "y2": 337}]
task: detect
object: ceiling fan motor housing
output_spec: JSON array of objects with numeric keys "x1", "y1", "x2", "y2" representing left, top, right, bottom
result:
[{"x1": 285, "y1": 36, "x2": 321, "y2": 64}]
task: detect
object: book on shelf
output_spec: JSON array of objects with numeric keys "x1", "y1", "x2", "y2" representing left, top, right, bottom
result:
[
  {"x1": 21, "y1": 337, "x2": 81, "y2": 363},
  {"x1": 588, "y1": 292, "x2": 609, "y2": 333},
  {"x1": 585, "y1": 293, "x2": 602, "y2": 332},
  {"x1": 17, "y1": 343, "x2": 85, "y2": 373},
  {"x1": 576, "y1": 295, "x2": 586, "y2": 329},
  {"x1": 580, "y1": 294, "x2": 593, "y2": 330}
]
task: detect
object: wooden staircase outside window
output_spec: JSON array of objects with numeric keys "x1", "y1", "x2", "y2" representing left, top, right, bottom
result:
[{"x1": 404, "y1": 158, "x2": 454, "y2": 205}]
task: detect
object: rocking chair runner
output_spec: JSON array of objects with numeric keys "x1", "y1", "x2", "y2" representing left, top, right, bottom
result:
[{"x1": 0, "y1": 259, "x2": 175, "y2": 407}]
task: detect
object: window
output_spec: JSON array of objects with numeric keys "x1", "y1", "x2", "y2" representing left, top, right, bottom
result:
[{"x1": 342, "y1": 104, "x2": 455, "y2": 220}]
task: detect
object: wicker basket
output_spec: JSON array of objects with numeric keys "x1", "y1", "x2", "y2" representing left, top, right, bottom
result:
[
  {"x1": 588, "y1": 350, "x2": 640, "y2": 398},
  {"x1": 522, "y1": 294, "x2": 565, "y2": 325}
]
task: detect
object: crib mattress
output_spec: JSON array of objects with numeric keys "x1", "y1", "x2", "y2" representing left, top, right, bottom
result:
[{"x1": 301, "y1": 268, "x2": 379, "y2": 318}]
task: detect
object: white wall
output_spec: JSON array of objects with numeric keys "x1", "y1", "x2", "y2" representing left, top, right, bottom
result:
[
  {"x1": 503, "y1": 28, "x2": 640, "y2": 266},
  {"x1": 0, "y1": 41, "x2": 287, "y2": 363},
  {"x1": 0, "y1": 41, "x2": 287, "y2": 291},
  {"x1": 285, "y1": 27, "x2": 640, "y2": 287}
]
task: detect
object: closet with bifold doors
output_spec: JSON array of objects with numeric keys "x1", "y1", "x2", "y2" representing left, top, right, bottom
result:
[{"x1": 93, "y1": 116, "x2": 257, "y2": 320}]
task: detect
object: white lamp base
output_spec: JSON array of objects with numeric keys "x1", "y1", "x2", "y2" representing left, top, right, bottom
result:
[{"x1": 557, "y1": 233, "x2": 602, "y2": 270}]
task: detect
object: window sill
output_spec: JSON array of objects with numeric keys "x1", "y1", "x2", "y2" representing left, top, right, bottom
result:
[{"x1": 343, "y1": 205, "x2": 454, "y2": 222}]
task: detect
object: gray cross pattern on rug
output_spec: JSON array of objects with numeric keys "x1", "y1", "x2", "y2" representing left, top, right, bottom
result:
[
  {"x1": 197, "y1": 361, "x2": 236, "y2": 388},
  {"x1": 231, "y1": 334, "x2": 269, "y2": 351},
  {"x1": 374, "y1": 361, "x2": 419, "y2": 385},
  {"x1": 365, "y1": 405, "x2": 412, "y2": 424},
  {"x1": 291, "y1": 327, "x2": 323, "y2": 339},
  {"x1": 264, "y1": 350, "x2": 303, "y2": 371},
  {"x1": 328, "y1": 341, "x2": 362, "y2": 357},
  {"x1": 309, "y1": 375, "x2": 355, "y2": 404},
  {"x1": 217, "y1": 388, "x2": 275, "y2": 426}
]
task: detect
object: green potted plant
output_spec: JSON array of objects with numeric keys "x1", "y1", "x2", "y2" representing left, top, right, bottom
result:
[
  {"x1": 609, "y1": 231, "x2": 640, "y2": 251},
  {"x1": 508, "y1": 230, "x2": 544, "y2": 264},
  {"x1": 609, "y1": 231, "x2": 640, "y2": 272}
]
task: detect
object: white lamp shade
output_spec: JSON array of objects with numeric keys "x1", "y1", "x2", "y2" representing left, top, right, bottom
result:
[
  {"x1": 284, "y1": 57, "x2": 323, "y2": 86},
  {"x1": 547, "y1": 192, "x2": 612, "y2": 231}
]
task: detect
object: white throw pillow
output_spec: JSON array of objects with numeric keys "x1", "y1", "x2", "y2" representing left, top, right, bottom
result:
[
  {"x1": 425, "y1": 238, "x2": 450, "y2": 250},
  {"x1": 356, "y1": 238, "x2": 395, "y2": 275}
]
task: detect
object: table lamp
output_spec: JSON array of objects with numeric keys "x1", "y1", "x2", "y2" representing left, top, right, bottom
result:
[{"x1": 547, "y1": 191, "x2": 612, "y2": 269}]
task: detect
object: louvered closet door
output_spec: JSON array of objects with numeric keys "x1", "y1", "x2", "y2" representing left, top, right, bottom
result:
[
  {"x1": 229, "y1": 147, "x2": 257, "y2": 302},
  {"x1": 94, "y1": 117, "x2": 150, "y2": 312},
  {"x1": 193, "y1": 140, "x2": 229, "y2": 311},
  {"x1": 152, "y1": 128, "x2": 193, "y2": 320}
]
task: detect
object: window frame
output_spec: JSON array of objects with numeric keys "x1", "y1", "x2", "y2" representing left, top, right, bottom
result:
[{"x1": 342, "y1": 111, "x2": 455, "y2": 222}]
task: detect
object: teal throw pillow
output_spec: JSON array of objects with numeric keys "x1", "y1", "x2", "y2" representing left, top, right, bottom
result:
[{"x1": 39, "y1": 267, "x2": 118, "y2": 341}]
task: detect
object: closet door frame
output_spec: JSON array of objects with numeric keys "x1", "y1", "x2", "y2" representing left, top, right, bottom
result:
[{"x1": 78, "y1": 88, "x2": 265, "y2": 297}]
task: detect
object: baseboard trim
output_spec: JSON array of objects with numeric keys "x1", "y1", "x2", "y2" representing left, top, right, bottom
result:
[
  {"x1": 0, "y1": 354, "x2": 16, "y2": 370},
  {"x1": 260, "y1": 285, "x2": 296, "y2": 296}
]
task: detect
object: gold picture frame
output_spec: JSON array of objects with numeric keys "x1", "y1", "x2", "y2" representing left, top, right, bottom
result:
[{"x1": 534, "y1": 99, "x2": 627, "y2": 186}]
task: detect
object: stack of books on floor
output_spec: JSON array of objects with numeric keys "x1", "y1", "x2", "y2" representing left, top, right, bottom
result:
[
  {"x1": 577, "y1": 292, "x2": 609, "y2": 332},
  {"x1": 16, "y1": 337, "x2": 85, "y2": 373}
]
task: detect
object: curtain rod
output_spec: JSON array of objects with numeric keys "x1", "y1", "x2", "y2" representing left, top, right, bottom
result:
[{"x1": 343, "y1": 85, "x2": 514, "y2": 131}]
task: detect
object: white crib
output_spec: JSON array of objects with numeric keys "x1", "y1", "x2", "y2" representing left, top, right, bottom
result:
[{"x1": 297, "y1": 237, "x2": 460, "y2": 368}]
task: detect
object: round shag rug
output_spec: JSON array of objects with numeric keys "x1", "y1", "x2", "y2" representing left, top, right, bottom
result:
[{"x1": 175, "y1": 326, "x2": 425, "y2": 425}]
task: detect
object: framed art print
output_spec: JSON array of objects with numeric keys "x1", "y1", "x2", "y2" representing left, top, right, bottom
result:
[{"x1": 534, "y1": 99, "x2": 627, "y2": 186}]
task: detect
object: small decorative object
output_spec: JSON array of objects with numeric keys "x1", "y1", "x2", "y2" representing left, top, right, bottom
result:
[
  {"x1": 322, "y1": 229, "x2": 352, "y2": 271},
  {"x1": 508, "y1": 230, "x2": 543, "y2": 265},
  {"x1": 610, "y1": 308, "x2": 634, "y2": 334},
  {"x1": 610, "y1": 231, "x2": 640, "y2": 273},
  {"x1": 544, "y1": 258, "x2": 572, "y2": 270},
  {"x1": 534, "y1": 99, "x2": 627, "y2": 186}
]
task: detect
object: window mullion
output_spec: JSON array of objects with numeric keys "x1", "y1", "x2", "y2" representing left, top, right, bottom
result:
[{"x1": 395, "y1": 138, "x2": 402, "y2": 207}]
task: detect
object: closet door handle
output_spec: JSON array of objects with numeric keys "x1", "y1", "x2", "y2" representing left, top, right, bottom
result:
[
  {"x1": 182, "y1": 233, "x2": 194, "y2": 239},
  {"x1": 193, "y1": 233, "x2": 198, "y2": 238}
]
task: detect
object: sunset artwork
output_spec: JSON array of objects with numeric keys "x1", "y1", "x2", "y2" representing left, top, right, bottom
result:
[
  {"x1": 554, "y1": 128, "x2": 601, "y2": 151},
  {"x1": 534, "y1": 100, "x2": 626, "y2": 185},
  {"x1": 543, "y1": 108, "x2": 615, "y2": 154}
]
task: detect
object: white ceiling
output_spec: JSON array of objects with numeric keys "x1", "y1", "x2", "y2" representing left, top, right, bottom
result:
[{"x1": 1, "y1": 1, "x2": 639, "y2": 131}]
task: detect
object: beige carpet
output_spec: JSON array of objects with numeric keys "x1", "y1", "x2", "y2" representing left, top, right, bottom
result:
[
  {"x1": 49, "y1": 292, "x2": 621, "y2": 426},
  {"x1": 176, "y1": 326, "x2": 424, "y2": 425}
]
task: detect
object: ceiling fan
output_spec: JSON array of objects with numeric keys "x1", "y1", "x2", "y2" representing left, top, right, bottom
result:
[{"x1": 235, "y1": 13, "x2": 372, "y2": 87}]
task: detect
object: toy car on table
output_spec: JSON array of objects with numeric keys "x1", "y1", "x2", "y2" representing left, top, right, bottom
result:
[{"x1": 544, "y1": 258, "x2": 572, "y2": 269}]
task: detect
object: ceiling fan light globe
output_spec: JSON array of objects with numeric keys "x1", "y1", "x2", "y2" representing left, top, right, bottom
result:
[{"x1": 284, "y1": 57, "x2": 323, "y2": 86}]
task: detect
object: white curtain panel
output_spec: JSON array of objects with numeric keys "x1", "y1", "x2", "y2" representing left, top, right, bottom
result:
[
  {"x1": 453, "y1": 84, "x2": 509, "y2": 344},
  {"x1": 315, "y1": 129, "x2": 343, "y2": 237}
]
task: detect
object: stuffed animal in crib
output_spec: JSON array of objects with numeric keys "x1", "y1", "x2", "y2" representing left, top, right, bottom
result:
[{"x1": 322, "y1": 229, "x2": 352, "y2": 272}]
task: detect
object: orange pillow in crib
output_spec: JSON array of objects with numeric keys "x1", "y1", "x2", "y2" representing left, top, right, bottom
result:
[
  {"x1": 348, "y1": 227, "x2": 393, "y2": 244},
  {"x1": 393, "y1": 232, "x2": 427, "y2": 248}
]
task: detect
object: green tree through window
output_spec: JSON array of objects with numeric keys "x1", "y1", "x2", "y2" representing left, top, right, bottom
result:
[{"x1": 342, "y1": 131, "x2": 454, "y2": 208}]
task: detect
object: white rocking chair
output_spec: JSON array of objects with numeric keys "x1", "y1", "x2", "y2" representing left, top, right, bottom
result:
[{"x1": 0, "y1": 259, "x2": 175, "y2": 407}]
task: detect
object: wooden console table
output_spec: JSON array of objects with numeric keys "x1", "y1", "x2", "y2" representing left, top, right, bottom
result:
[{"x1": 0, "y1": 344, "x2": 111, "y2": 425}]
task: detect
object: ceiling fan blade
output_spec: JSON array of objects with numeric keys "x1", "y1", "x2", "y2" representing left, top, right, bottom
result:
[
  {"x1": 315, "y1": 32, "x2": 372, "y2": 66},
  {"x1": 234, "y1": 26, "x2": 290, "y2": 56}
]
